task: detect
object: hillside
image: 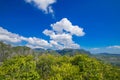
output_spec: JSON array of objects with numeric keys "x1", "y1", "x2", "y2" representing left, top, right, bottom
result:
[
  {"x1": 0, "y1": 42, "x2": 120, "y2": 79},
  {"x1": 33, "y1": 48, "x2": 91, "y2": 55},
  {"x1": 92, "y1": 53, "x2": 120, "y2": 66},
  {"x1": 0, "y1": 41, "x2": 120, "y2": 67}
]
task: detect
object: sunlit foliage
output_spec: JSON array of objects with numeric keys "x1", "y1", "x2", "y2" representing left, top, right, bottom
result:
[{"x1": 0, "y1": 54, "x2": 120, "y2": 80}]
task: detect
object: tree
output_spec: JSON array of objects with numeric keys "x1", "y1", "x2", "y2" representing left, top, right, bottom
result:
[
  {"x1": 0, "y1": 53, "x2": 120, "y2": 80},
  {"x1": 0, "y1": 55, "x2": 40, "y2": 80},
  {"x1": 36, "y1": 54, "x2": 59, "y2": 79}
]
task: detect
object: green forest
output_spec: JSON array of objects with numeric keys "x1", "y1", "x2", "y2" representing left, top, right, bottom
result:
[{"x1": 0, "y1": 42, "x2": 120, "y2": 80}]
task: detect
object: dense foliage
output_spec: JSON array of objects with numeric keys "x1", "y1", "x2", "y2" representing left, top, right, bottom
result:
[{"x1": 0, "y1": 54, "x2": 120, "y2": 80}]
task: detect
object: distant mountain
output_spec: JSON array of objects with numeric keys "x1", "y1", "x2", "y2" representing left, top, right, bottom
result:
[
  {"x1": 33, "y1": 48, "x2": 60, "y2": 55},
  {"x1": 33, "y1": 48, "x2": 45, "y2": 53},
  {"x1": 93, "y1": 53, "x2": 120, "y2": 56},
  {"x1": 92, "y1": 53, "x2": 120, "y2": 66},
  {"x1": 56, "y1": 48, "x2": 91, "y2": 56},
  {"x1": 33, "y1": 48, "x2": 91, "y2": 56}
]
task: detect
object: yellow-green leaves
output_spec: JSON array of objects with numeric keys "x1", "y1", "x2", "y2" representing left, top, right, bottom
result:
[
  {"x1": 0, "y1": 55, "x2": 40, "y2": 80},
  {"x1": 0, "y1": 54, "x2": 120, "y2": 80}
]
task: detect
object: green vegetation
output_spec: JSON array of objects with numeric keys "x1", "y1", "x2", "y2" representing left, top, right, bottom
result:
[
  {"x1": 0, "y1": 42, "x2": 120, "y2": 80},
  {"x1": 0, "y1": 54, "x2": 120, "y2": 80}
]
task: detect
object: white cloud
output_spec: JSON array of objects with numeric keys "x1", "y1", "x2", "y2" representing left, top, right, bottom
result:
[
  {"x1": 0, "y1": 18, "x2": 85, "y2": 49},
  {"x1": 43, "y1": 18, "x2": 85, "y2": 49},
  {"x1": 25, "y1": 0, "x2": 56, "y2": 14},
  {"x1": 0, "y1": 27, "x2": 23, "y2": 43},
  {"x1": 0, "y1": 27, "x2": 51, "y2": 49},
  {"x1": 51, "y1": 18, "x2": 85, "y2": 36},
  {"x1": 43, "y1": 29, "x2": 55, "y2": 36},
  {"x1": 50, "y1": 40, "x2": 63, "y2": 49},
  {"x1": 43, "y1": 29, "x2": 80, "y2": 49},
  {"x1": 25, "y1": 37, "x2": 52, "y2": 49},
  {"x1": 50, "y1": 33, "x2": 80, "y2": 49}
]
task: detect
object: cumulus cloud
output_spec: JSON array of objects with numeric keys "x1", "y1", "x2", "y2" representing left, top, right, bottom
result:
[
  {"x1": 43, "y1": 18, "x2": 85, "y2": 49},
  {"x1": 25, "y1": 37, "x2": 52, "y2": 49},
  {"x1": 51, "y1": 18, "x2": 85, "y2": 36},
  {"x1": 0, "y1": 27, "x2": 51, "y2": 49},
  {"x1": 50, "y1": 40, "x2": 63, "y2": 49},
  {"x1": 25, "y1": 0, "x2": 56, "y2": 15},
  {"x1": 50, "y1": 33, "x2": 80, "y2": 49},
  {"x1": 0, "y1": 18, "x2": 85, "y2": 49},
  {"x1": 43, "y1": 29, "x2": 55, "y2": 36},
  {"x1": 0, "y1": 27, "x2": 23, "y2": 43}
]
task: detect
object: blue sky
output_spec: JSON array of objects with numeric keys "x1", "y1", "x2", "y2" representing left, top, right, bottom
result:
[{"x1": 0, "y1": 0, "x2": 120, "y2": 54}]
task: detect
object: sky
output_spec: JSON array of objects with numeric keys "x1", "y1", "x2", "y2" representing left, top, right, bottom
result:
[{"x1": 0, "y1": 0, "x2": 120, "y2": 54}]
